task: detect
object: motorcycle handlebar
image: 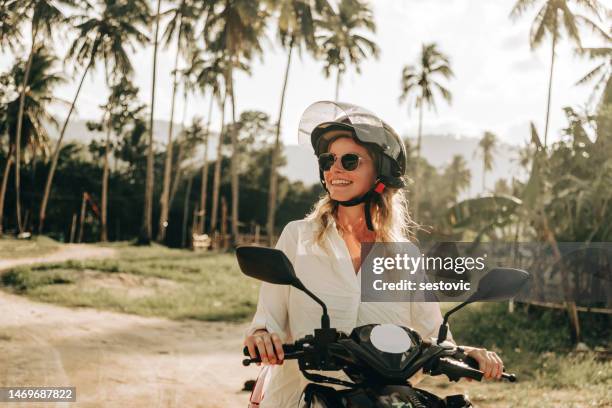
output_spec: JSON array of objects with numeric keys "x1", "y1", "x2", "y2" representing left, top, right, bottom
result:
[{"x1": 242, "y1": 341, "x2": 516, "y2": 382}]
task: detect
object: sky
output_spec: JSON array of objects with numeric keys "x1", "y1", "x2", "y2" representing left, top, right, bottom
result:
[{"x1": 10, "y1": 0, "x2": 612, "y2": 148}]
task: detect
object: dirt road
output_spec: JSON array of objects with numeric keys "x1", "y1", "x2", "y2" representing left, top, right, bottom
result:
[{"x1": 0, "y1": 245, "x2": 259, "y2": 408}]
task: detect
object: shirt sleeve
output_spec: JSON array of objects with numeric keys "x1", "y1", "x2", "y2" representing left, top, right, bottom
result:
[{"x1": 245, "y1": 222, "x2": 298, "y2": 342}]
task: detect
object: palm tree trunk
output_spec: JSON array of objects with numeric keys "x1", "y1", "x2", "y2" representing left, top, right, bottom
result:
[
  {"x1": 482, "y1": 159, "x2": 486, "y2": 193},
  {"x1": 15, "y1": 29, "x2": 38, "y2": 234},
  {"x1": 142, "y1": 0, "x2": 162, "y2": 243},
  {"x1": 229, "y1": 66, "x2": 239, "y2": 246},
  {"x1": 335, "y1": 68, "x2": 341, "y2": 102},
  {"x1": 181, "y1": 174, "x2": 193, "y2": 248},
  {"x1": 413, "y1": 100, "x2": 423, "y2": 220},
  {"x1": 169, "y1": 91, "x2": 189, "y2": 209},
  {"x1": 101, "y1": 119, "x2": 111, "y2": 242},
  {"x1": 543, "y1": 33, "x2": 557, "y2": 148},
  {"x1": 157, "y1": 40, "x2": 181, "y2": 242},
  {"x1": 267, "y1": 40, "x2": 294, "y2": 246},
  {"x1": 198, "y1": 94, "x2": 214, "y2": 234},
  {"x1": 210, "y1": 90, "x2": 227, "y2": 233},
  {"x1": 39, "y1": 61, "x2": 92, "y2": 233},
  {"x1": 0, "y1": 145, "x2": 15, "y2": 236}
]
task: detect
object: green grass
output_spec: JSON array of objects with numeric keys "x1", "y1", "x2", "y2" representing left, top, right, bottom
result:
[
  {"x1": 0, "y1": 244, "x2": 260, "y2": 321},
  {"x1": 0, "y1": 236, "x2": 60, "y2": 260}
]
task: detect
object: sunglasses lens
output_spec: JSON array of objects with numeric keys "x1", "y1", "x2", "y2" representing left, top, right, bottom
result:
[
  {"x1": 341, "y1": 153, "x2": 360, "y2": 171},
  {"x1": 318, "y1": 153, "x2": 335, "y2": 171}
]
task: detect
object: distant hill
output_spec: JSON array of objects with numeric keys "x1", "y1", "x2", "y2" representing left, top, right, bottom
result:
[{"x1": 54, "y1": 120, "x2": 527, "y2": 197}]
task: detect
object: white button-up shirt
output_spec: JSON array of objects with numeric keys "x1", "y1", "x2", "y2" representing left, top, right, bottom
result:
[{"x1": 247, "y1": 218, "x2": 449, "y2": 407}]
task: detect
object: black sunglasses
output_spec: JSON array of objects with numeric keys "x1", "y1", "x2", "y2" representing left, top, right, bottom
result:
[{"x1": 318, "y1": 152, "x2": 364, "y2": 172}]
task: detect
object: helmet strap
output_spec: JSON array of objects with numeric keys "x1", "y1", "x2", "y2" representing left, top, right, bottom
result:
[{"x1": 334, "y1": 180, "x2": 386, "y2": 232}]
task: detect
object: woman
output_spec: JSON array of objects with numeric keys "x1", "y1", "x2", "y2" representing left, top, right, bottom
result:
[{"x1": 244, "y1": 101, "x2": 503, "y2": 407}]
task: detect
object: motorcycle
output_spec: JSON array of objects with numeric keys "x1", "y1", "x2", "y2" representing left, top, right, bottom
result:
[{"x1": 237, "y1": 246, "x2": 530, "y2": 408}]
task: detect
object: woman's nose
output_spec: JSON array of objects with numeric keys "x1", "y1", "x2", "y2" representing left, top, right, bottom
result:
[{"x1": 330, "y1": 157, "x2": 346, "y2": 172}]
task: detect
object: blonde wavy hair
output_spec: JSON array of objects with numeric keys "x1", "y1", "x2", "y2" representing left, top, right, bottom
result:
[{"x1": 305, "y1": 135, "x2": 417, "y2": 245}]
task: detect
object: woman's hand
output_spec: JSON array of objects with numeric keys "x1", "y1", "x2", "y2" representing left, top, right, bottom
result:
[
  {"x1": 463, "y1": 346, "x2": 503, "y2": 380},
  {"x1": 244, "y1": 329, "x2": 285, "y2": 366}
]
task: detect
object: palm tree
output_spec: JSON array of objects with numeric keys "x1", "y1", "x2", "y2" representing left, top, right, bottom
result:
[
  {"x1": 399, "y1": 42, "x2": 453, "y2": 219},
  {"x1": 205, "y1": 0, "x2": 267, "y2": 245},
  {"x1": 476, "y1": 131, "x2": 497, "y2": 193},
  {"x1": 168, "y1": 63, "x2": 198, "y2": 210},
  {"x1": 444, "y1": 154, "x2": 471, "y2": 201},
  {"x1": 0, "y1": 1, "x2": 24, "y2": 52},
  {"x1": 38, "y1": 0, "x2": 150, "y2": 233},
  {"x1": 575, "y1": 44, "x2": 611, "y2": 108},
  {"x1": 8, "y1": 0, "x2": 75, "y2": 234},
  {"x1": 156, "y1": 0, "x2": 201, "y2": 242},
  {"x1": 185, "y1": 50, "x2": 227, "y2": 235},
  {"x1": 91, "y1": 77, "x2": 144, "y2": 242},
  {"x1": 510, "y1": 0, "x2": 608, "y2": 147},
  {"x1": 317, "y1": 0, "x2": 378, "y2": 101},
  {"x1": 0, "y1": 46, "x2": 65, "y2": 235},
  {"x1": 143, "y1": 0, "x2": 162, "y2": 243},
  {"x1": 265, "y1": 0, "x2": 329, "y2": 246}
]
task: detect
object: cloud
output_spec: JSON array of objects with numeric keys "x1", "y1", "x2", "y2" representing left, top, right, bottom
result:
[
  {"x1": 511, "y1": 56, "x2": 544, "y2": 72},
  {"x1": 500, "y1": 31, "x2": 528, "y2": 51}
]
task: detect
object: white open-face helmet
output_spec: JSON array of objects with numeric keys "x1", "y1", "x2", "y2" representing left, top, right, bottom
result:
[
  {"x1": 298, "y1": 101, "x2": 406, "y2": 190},
  {"x1": 298, "y1": 101, "x2": 407, "y2": 231}
]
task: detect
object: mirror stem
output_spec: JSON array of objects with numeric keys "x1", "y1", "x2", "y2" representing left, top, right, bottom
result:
[
  {"x1": 436, "y1": 301, "x2": 471, "y2": 344},
  {"x1": 295, "y1": 280, "x2": 330, "y2": 329}
]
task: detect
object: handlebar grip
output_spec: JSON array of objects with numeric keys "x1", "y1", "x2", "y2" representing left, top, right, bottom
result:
[
  {"x1": 242, "y1": 344, "x2": 300, "y2": 357},
  {"x1": 242, "y1": 344, "x2": 302, "y2": 366},
  {"x1": 437, "y1": 358, "x2": 484, "y2": 382},
  {"x1": 463, "y1": 355, "x2": 517, "y2": 382}
]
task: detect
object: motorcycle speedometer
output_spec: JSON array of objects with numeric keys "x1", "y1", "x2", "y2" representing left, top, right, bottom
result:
[{"x1": 370, "y1": 324, "x2": 412, "y2": 353}]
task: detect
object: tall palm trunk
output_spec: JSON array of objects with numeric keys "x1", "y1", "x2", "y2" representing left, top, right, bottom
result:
[
  {"x1": 334, "y1": 68, "x2": 341, "y2": 102},
  {"x1": 169, "y1": 91, "x2": 189, "y2": 209},
  {"x1": 210, "y1": 90, "x2": 227, "y2": 233},
  {"x1": 143, "y1": 0, "x2": 162, "y2": 243},
  {"x1": 197, "y1": 94, "x2": 214, "y2": 235},
  {"x1": 0, "y1": 145, "x2": 15, "y2": 236},
  {"x1": 229, "y1": 66, "x2": 239, "y2": 246},
  {"x1": 157, "y1": 39, "x2": 182, "y2": 242},
  {"x1": 15, "y1": 29, "x2": 38, "y2": 234},
  {"x1": 266, "y1": 40, "x2": 293, "y2": 246},
  {"x1": 101, "y1": 118, "x2": 111, "y2": 242},
  {"x1": 413, "y1": 100, "x2": 423, "y2": 220},
  {"x1": 543, "y1": 33, "x2": 557, "y2": 148},
  {"x1": 482, "y1": 162, "x2": 486, "y2": 193},
  {"x1": 181, "y1": 174, "x2": 193, "y2": 248},
  {"x1": 39, "y1": 60, "x2": 93, "y2": 233}
]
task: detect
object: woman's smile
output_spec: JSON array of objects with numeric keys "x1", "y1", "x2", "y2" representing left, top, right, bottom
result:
[
  {"x1": 330, "y1": 178, "x2": 353, "y2": 186},
  {"x1": 323, "y1": 137, "x2": 376, "y2": 201}
]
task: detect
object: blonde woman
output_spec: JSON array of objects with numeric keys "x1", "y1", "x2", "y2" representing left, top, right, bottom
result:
[{"x1": 244, "y1": 101, "x2": 503, "y2": 407}]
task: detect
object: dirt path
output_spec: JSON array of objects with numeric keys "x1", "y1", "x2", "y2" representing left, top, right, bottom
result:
[
  {"x1": 0, "y1": 244, "x2": 116, "y2": 270},
  {"x1": 0, "y1": 245, "x2": 259, "y2": 408}
]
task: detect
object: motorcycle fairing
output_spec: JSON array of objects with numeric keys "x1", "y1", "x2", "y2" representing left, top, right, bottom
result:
[{"x1": 338, "y1": 324, "x2": 423, "y2": 385}]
